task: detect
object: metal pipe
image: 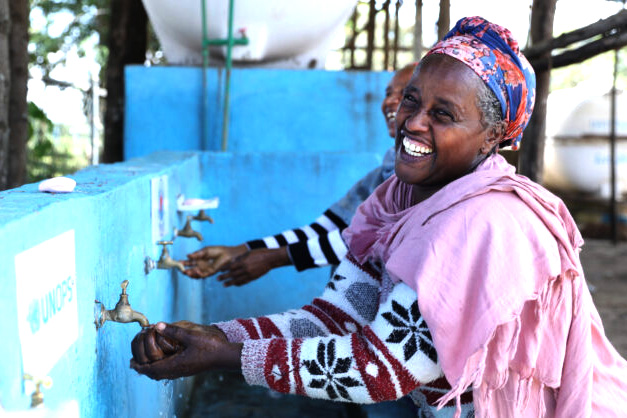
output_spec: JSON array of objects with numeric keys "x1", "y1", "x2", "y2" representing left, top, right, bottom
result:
[
  {"x1": 221, "y1": 0, "x2": 236, "y2": 151},
  {"x1": 201, "y1": 0, "x2": 209, "y2": 150},
  {"x1": 200, "y1": 0, "x2": 248, "y2": 151}
]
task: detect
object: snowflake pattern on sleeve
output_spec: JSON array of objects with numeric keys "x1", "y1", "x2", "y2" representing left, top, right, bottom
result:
[
  {"x1": 232, "y1": 255, "x2": 474, "y2": 416},
  {"x1": 240, "y1": 257, "x2": 443, "y2": 404}
]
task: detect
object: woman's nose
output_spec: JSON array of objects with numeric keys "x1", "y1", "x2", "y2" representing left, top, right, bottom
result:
[
  {"x1": 385, "y1": 93, "x2": 402, "y2": 108},
  {"x1": 404, "y1": 110, "x2": 429, "y2": 132},
  {"x1": 382, "y1": 97, "x2": 395, "y2": 110}
]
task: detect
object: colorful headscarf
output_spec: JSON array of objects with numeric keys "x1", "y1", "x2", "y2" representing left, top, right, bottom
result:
[{"x1": 426, "y1": 16, "x2": 535, "y2": 150}]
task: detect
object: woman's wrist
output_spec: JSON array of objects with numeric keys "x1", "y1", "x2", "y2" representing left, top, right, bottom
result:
[
  {"x1": 272, "y1": 246, "x2": 292, "y2": 268},
  {"x1": 219, "y1": 342, "x2": 243, "y2": 370},
  {"x1": 233, "y1": 243, "x2": 249, "y2": 256}
]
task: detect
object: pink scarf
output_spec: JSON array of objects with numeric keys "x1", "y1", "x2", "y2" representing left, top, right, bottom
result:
[{"x1": 344, "y1": 154, "x2": 627, "y2": 417}]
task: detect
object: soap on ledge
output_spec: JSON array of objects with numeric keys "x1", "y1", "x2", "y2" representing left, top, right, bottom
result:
[{"x1": 38, "y1": 176, "x2": 77, "y2": 193}]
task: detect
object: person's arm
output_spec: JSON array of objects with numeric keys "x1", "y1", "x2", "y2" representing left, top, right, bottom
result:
[
  {"x1": 245, "y1": 209, "x2": 347, "y2": 251},
  {"x1": 241, "y1": 280, "x2": 442, "y2": 403},
  {"x1": 129, "y1": 272, "x2": 443, "y2": 402},
  {"x1": 287, "y1": 228, "x2": 348, "y2": 271},
  {"x1": 185, "y1": 209, "x2": 348, "y2": 283},
  {"x1": 214, "y1": 254, "x2": 381, "y2": 342}
]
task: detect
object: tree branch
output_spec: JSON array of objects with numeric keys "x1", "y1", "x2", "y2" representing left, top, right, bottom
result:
[
  {"x1": 530, "y1": 29, "x2": 627, "y2": 72},
  {"x1": 524, "y1": 9, "x2": 627, "y2": 60}
]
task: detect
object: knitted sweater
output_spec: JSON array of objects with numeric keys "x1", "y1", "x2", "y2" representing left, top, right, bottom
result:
[{"x1": 215, "y1": 254, "x2": 474, "y2": 417}]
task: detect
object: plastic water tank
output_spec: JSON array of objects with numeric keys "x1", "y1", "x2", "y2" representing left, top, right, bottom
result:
[
  {"x1": 141, "y1": 0, "x2": 357, "y2": 68},
  {"x1": 543, "y1": 90, "x2": 627, "y2": 199}
]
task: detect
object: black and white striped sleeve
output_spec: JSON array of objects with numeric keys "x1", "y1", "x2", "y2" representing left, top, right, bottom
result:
[{"x1": 245, "y1": 209, "x2": 348, "y2": 271}]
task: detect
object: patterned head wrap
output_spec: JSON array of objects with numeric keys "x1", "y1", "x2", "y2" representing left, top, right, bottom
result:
[{"x1": 426, "y1": 16, "x2": 535, "y2": 150}]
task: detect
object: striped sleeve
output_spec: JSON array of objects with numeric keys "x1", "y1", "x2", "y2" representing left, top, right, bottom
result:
[
  {"x1": 288, "y1": 229, "x2": 348, "y2": 271},
  {"x1": 246, "y1": 209, "x2": 348, "y2": 270}
]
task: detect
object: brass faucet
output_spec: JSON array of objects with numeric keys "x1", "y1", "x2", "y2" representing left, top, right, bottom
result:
[
  {"x1": 23, "y1": 374, "x2": 52, "y2": 408},
  {"x1": 173, "y1": 215, "x2": 203, "y2": 241},
  {"x1": 95, "y1": 280, "x2": 149, "y2": 329},
  {"x1": 156, "y1": 240, "x2": 185, "y2": 272},
  {"x1": 193, "y1": 209, "x2": 214, "y2": 224}
]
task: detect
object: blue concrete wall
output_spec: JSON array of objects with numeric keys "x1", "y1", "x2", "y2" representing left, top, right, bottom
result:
[
  {"x1": 124, "y1": 66, "x2": 394, "y2": 158},
  {"x1": 0, "y1": 153, "x2": 203, "y2": 416},
  {"x1": 0, "y1": 150, "x2": 381, "y2": 416}
]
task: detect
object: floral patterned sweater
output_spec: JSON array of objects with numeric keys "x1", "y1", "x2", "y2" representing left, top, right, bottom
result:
[{"x1": 215, "y1": 254, "x2": 474, "y2": 417}]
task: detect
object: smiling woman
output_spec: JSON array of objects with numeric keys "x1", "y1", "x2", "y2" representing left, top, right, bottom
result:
[
  {"x1": 394, "y1": 56, "x2": 503, "y2": 193},
  {"x1": 129, "y1": 16, "x2": 627, "y2": 417}
]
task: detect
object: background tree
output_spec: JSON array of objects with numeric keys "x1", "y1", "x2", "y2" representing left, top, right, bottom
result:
[
  {"x1": 437, "y1": 0, "x2": 450, "y2": 41},
  {"x1": 8, "y1": 0, "x2": 29, "y2": 189},
  {"x1": 102, "y1": 0, "x2": 147, "y2": 163},
  {"x1": 519, "y1": 0, "x2": 558, "y2": 182},
  {"x1": 413, "y1": 0, "x2": 423, "y2": 60},
  {"x1": 0, "y1": 0, "x2": 10, "y2": 189}
]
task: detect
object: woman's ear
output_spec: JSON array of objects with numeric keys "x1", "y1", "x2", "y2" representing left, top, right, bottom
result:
[{"x1": 481, "y1": 121, "x2": 506, "y2": 154}]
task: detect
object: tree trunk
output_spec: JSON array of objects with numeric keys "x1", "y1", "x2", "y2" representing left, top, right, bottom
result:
[
  {"x1": 103, "y1": 0, "x2": 147, "y2": 163},
  {"x1": 8, "y1": 0, "x2": 28, "y2": 188},
  {"x1": 518, "y1": 0, "x2": 557, "y2": 182},
  {"x1": 364, "y1": 0, "x2": 376, "y2": 70},
  {"x1": 0, "y1": 0, "x2": 10, "y2": 190},
  {"x1": 437, "y1": 0, "x2": 450, "y2": 41},
  {"x1": 414, "y1": 0, "x2": 423, "y2": 60}
]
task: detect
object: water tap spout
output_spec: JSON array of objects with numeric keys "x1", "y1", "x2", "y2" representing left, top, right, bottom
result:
[
  {"x1": 173, "y1": 215, "x2": 203, "y2": 241},
  {"x1": 95, "y1": 280, "x2": 149, "y2": 328},
  {"x1": 193, "y1": 209, "x2": 214, "y2": 224},
  {"x1": 156, "y1": 240, "x2": 185, "y2": 272}
]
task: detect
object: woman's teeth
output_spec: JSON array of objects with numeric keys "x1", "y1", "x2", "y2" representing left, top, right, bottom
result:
[
  {"x1": 386, "y1": 112, "x2": 396, "y2": 121},
  {"x1": 402, "y1": 137, "x2": 433, "y2": 157}
]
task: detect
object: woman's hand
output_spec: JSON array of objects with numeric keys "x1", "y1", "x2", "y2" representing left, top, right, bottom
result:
[
  {"x1": 130, "y1": 321, "x2": 242, "y2": 381},
  {"x1": 182, "y1": 244, "x2": 248, "y2": 279},
  {"x1": 215, "y1": 247, "x2": 291, "y2": 287}
]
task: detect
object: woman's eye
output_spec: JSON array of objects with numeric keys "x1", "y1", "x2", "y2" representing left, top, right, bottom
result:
[
  {"x1": 433, "y1": 109, "x2": 453, "y2": 121},
  {"x1": 402, "y1": 94, "x2": 417, "y2": 103}
]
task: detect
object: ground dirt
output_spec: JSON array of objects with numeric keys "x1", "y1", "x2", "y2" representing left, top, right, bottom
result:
[{"x1": 579, "y1": 239, "x2": 627, "y2": 357}]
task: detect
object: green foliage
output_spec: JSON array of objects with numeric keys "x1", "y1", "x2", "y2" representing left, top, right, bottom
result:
[
  {"x1": 26, "y1": 102, "x2": 89, "y2": 182},
  {"x1": 30, "y1": 0, "x2": 110, "y2": 79}
]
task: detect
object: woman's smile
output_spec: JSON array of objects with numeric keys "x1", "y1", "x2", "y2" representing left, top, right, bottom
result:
[{"x1": 400, "y1": 136, "x2": 433, "y2": 158}]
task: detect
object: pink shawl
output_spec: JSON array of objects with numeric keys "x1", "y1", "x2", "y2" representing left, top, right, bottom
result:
[{"x1": 343, "y1": 154, "x2": 627, "y2": 417}]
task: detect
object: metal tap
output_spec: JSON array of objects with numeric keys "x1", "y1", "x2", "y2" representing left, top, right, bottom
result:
[
  {"x1": 95, "y1": 280, "x2": 149, "y2": 329},
  {"x1": 23, "y1": 374, "x2": 52, "y2": 408},
  {"x1": 156, "y1": 240, "x2": 185, "y2": 272},
  {"x1": 193, "y1": 209, "x2": 214, "y2": 224},
  {"x1": 173, "y1": 215, "x2": 203, "y2": 241}
]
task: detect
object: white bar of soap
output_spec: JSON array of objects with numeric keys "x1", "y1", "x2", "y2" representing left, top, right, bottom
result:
[{"x1": 38, "y1": 176, "x2": 77, "y2": 193}]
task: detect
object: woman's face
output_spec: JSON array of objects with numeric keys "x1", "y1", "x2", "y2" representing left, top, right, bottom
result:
[
  {"x1": 394, "y1": 55, "x2": 498, "y2": 188},
  {"x1": 381, "y1": 66, "x2": 415, "y2": 138}
]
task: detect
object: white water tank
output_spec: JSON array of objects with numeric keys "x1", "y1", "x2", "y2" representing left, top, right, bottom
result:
[
  {"x1": 543, "y1": 90, "x2": 627, "y2": 199},
  {"x1": 141, "y1": 0, "x2": 357, "y2": 68}
]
